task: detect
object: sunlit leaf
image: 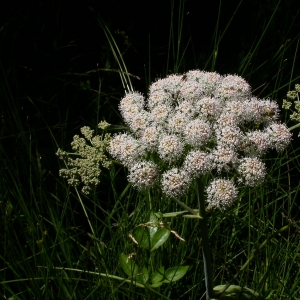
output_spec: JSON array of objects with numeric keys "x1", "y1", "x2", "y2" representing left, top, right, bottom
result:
[
  {"x1": 151, "y1": 228, "x2": 170, "y2": 251},
  {"x1": 149, "y1": 211, "x2": 159, "y2": 240}
]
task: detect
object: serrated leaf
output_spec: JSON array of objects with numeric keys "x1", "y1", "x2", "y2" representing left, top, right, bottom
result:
[
  {"x1": 119, "y1": 253, "x2": 138, "y2": 278},
  {"x1": 151, "y1": 228, "x2": 170, "y2": 251},
  {"x1": 151, "y1": 266, "x2": 165, "y2": 284},
  {"x1": 149, "y1": 211, "x2": 159, "y2": 240},
  {"x1": 132, "y1": 227, "x2": 150, "y2": 249},
  {"x1": 163, "y1": 266, "x2": 189, "y2": 283}
]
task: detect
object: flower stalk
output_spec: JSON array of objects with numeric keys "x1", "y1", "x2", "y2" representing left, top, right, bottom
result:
[
  {"x1": 169, "y1": 180, "x2": 214, "y2": 299},
  {"x1": 197, "y1": 178, "x2": 214, "y2": 299}
]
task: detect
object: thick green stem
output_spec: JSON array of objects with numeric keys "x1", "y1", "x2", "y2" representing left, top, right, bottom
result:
[{"x1": 197, "y1": 179, "x2": 214, "y2": 299}]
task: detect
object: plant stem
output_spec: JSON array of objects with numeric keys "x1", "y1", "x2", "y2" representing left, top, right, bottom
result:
[
  {"x1": 197, "y1": 178, "x2": 214, "y2": 299},
  {"x1": 172, "y1": 197, "x2": 201, "y2": 218},
  {"x1": 35, "y1": 266, "x2": 170, "y2": 299}
]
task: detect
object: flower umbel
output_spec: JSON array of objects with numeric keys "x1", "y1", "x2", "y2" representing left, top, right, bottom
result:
[
  {"x1": 282, "y1": 84, "x2": 300, "y2": 136},
  {"x1": 161, "y1": 168, "x2": 191, "y2": 198},
  {"x1": 107, "y1": 70, "x2": 291, "y2": 207},
  {"x1": 57, "y1": 126, "x2": 111, "y2": 194},
  {"x1": 128, "y1": 161, "x2": 159, "y2": 190},
  {"x1": 60, "y1": 70, "x2": 291, "y2": 209},
  {"x1": 237, "y1": 157, "x2": 266, "y2": 187},
  {"x1": 206, "y1": 179, "x2": 238, "y2": 210}
]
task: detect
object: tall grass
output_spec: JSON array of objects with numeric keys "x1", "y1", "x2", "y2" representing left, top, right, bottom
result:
[{"x1": 1, "y1": 1, "x2": 300, "y2": 299}]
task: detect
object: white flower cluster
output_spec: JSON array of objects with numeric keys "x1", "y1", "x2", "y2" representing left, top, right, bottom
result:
[{"x1": 109, "y1": 70, "x2": 292, "y2": 210}]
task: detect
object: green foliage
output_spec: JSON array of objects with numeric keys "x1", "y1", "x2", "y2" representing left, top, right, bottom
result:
[
  {"x1": 132, "y1": 227, "x2": 151, "y2": 249},
  {"x1": 152, "y1": 267, "x2": 165, "y2": 285},
  {"x1": 163, "y1": 266, "x2": 189, "y2": 283},
  {"x1": 119, "y1": 253, "x2": 189, "y2": 288},
  {"x1": 212, "y1": 285, "x2": 262, "y2": 300},
  {"x1": 151, "y1": 228, "x2": 171, "y2": 252},
  {"x1": 119, "y1": 253, "x2": 139, "y2": 278},
  {"x1": 119, "y1": 212, "x2": 188, "y2": 288}
]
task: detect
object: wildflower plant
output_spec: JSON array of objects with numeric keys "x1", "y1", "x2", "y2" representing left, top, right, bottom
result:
[
  {"x1": 282, "y1": 83, "x2": 300, "y2": 135},
  {"x1": 56, "y1": 121, "x2": 112, "y2": 194},
  {"x1": 56, "y1": 70, "x2": 292, "y2": 298},
  {"x1": 109, "y1": 70, "x2": 292, "y2": 299}
]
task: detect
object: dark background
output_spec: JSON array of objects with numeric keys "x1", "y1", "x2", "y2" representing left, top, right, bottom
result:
[{"x1": 1, "y1": 0, "x2": 299, "y2": 89}]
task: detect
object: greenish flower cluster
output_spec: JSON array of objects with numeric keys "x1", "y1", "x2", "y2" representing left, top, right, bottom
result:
[
  {"x1": 56, "y1": 122, "x2": 112, "y2": 194},
  {"x1": 282, "y1": 84, "x2": 300, "y2": 135}
]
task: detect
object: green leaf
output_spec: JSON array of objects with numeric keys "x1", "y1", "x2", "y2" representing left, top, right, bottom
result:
[
  {"x1": 132, "y1": 226, "x2": 150, "y2": 250},
  {"x1": 151, "y1": 266, "x2": 165, "y2": 284},
  {"x1": 162, "y1": 210, "x2": 199, "y2": 218},
  {"x1": 150, "y1": 282, "x2": 163, "y2": 288},
  {"x1": 151, "y1": 228, "x2": 170, "y2": 251},
  {"x1": 139, "y1": 266, "x2": 149, "y2": 284},
  {"x1": 162, "y1": 211, "x2": 187, "y2": 217},
  {"x1": 154, "y1": 211, "x2": 163, "y2": 219},
  {"x1": 183, "y1": 214, "x2": 202, "y2": 219},
  {"x1": 163, "y1": 266, "x2": 189, "y2": 283},
  {"x1": 212, "y1": 285, "x2": 262, "y2": 300},
  {"x1": 119, "y1": 253, "x2": 138, "y2": 278},
  {"x1": 149, "y1": 211, "x2": 159, "y2": 240}
]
